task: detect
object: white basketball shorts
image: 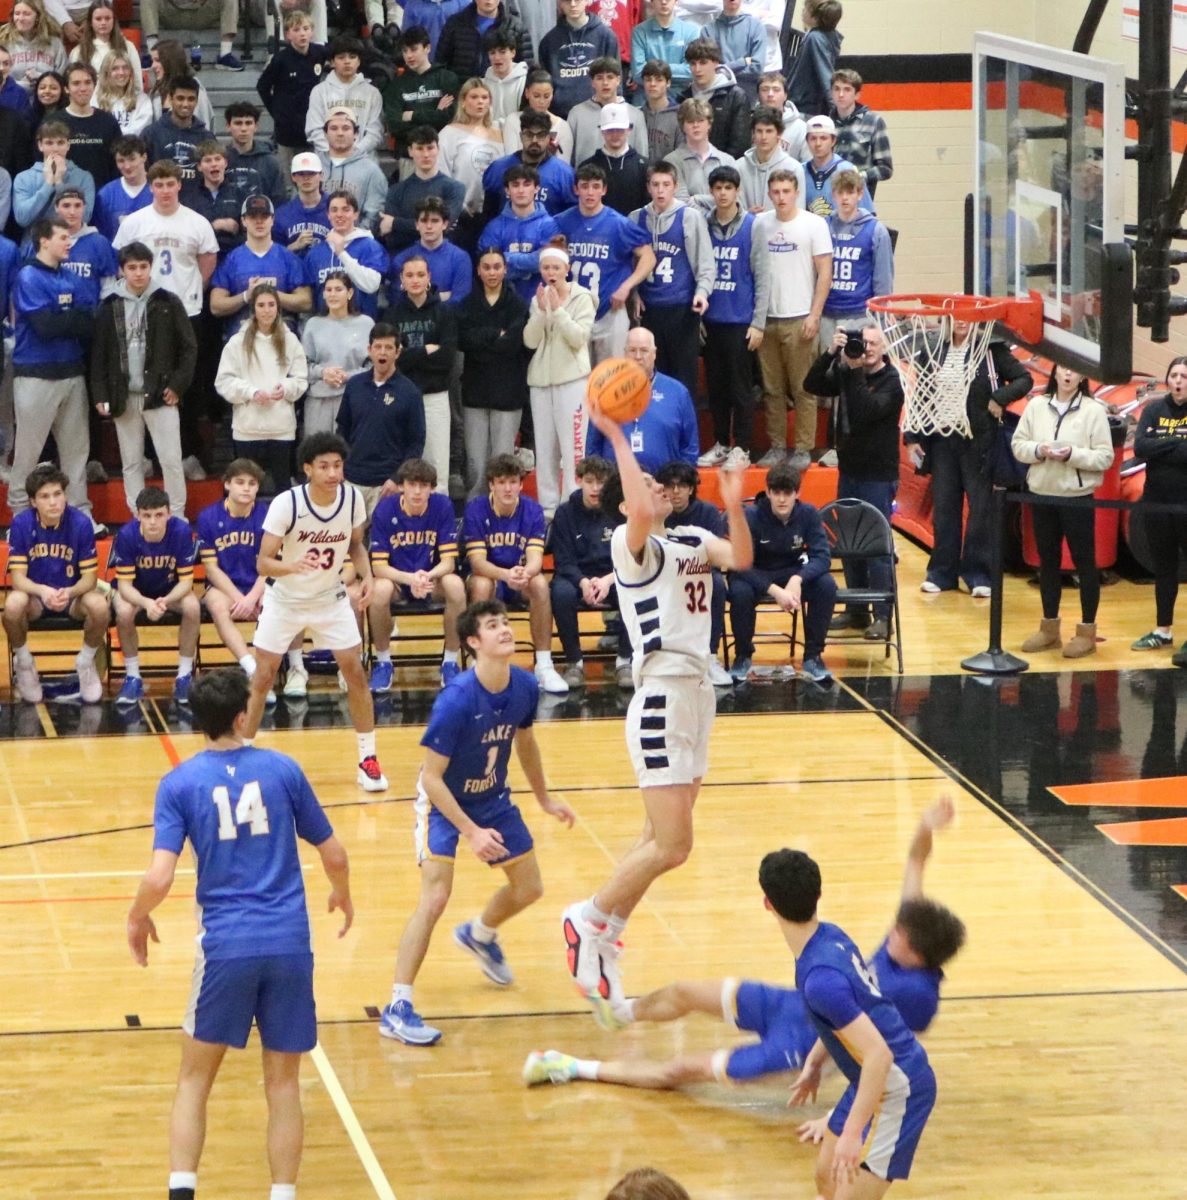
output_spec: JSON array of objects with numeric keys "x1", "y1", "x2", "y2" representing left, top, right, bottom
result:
[
  {"x1": 254, "y1": 586, "x2": 362, "y2": 655},
  {"x1": 624, "y1": 675, "x2": 716, "y2": 787}
]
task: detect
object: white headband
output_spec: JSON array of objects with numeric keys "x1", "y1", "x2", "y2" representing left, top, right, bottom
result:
[{"x1": 539, "y1": 247, "x2": 569, "y2": 265}]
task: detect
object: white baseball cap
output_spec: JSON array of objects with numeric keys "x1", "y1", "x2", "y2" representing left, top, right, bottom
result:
[
  {"x1": 599, "y1": 102, "x2": 631, "y2": 132},
  {"x1": 290, "y1": 151, "x2": 323, "y2": 174},
  {"x1": 805, "y1": 115, "x2": 837, "y2": 136}
]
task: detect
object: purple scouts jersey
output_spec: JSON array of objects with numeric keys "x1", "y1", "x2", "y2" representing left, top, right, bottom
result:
[
  {"x1": 152, "y1": 746, "x2": 333, "y2": 960},
  {"x1": 93, "y1": 178, "x2": 153, "y2": 242},
  {"x1": 197, "y1": 499, "x2": 267, "y2": 593},
  {"x1": 462, "y1": 494, "x2": 547, "y2": 570},
  {"x1": 6, "y1": 506, "x2": 97, "y2": 587},
  {"x1": 61, "y1": 231, "x2": 119, "y2": 309},
  {"x1": 274, "y1": 195, "x2": 331, "y2": 255},
  {"x1": 211, "y1": 243, "x2": 307, "y2": 337},
  {"x1": 420, "y1": 666, "x2": 538, "y2": 808},
  {"x1": 554, "y1": 204, "x2": 651, "y2": 320},
  {"x1": 869, "y1": 937, "x2": 942, "y2": 1034},
  {"x1": 795, "y1": 920, "x2": 931, "y2": 1087},
  {"x1": 370, "y1": 492, "x2": 458, "y2": 574},
  {"x1": 112, "y1": 515, "x2": 195, "y2": 599},
  {"x1": 304, "y1": 236, "x2": 389, "y2": 318}
]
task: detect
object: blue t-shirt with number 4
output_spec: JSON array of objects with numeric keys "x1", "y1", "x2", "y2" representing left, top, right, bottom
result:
[
  {"x1": 153, "y1": 746, "x2": 334, "y2": 960},
  {"x1": 553, "y1": 204, "x2": 650, "y2": 320}
]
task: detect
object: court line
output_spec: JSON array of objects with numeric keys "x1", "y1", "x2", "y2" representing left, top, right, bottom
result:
[
  {"x1": 836, "y1": 677, "x2": 1187, "y2": 978},
  {"x1": 310, "y1": 1042, "x2": 398, "y2": 1200},
  {"x1": 34, "y1": 704, "x2": 57, "y2": 738}
]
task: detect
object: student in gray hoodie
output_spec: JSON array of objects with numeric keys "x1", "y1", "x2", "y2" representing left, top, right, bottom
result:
[
  {"x1": 738, "y1": 104, "x2": 803, "y2": 211},
  {"x1": 90, "y1": 240, "x2": 197, "y2": 517},
  {"x1": 568, "y1": 57, "x2": 650, "y2": 165},
  {"x1": 317, "y1": 107, "x2": 389, "y2": 227},
  {"x1": 640, "y1": 60, "x2": 684, "y2": 162},
  {"x1": 305, "y1": 35, "x2": 386, "y2": 157}
]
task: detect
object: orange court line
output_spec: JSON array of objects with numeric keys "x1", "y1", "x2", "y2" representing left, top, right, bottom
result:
[
  {"x1": 1098, "y1": 817, "x2": 1187, "y2": 846},
  {"x1": 1050, "y1": 777, "x2": 1187, "y2": 808}
]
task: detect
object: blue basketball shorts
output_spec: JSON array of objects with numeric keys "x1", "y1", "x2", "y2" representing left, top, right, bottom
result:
[
  {"x1": 828, "y1": 1061, "x2": 937, "y2": 1181},
  {"x1": 414, "y1": 787, "x2": 534, "y2": 866},
  {"x1": 714, "y1": 979, "x2": 820, "y2": 1082},
  {"x1": 183, "y1": 952, "x2": 317, "y2": 1053}
]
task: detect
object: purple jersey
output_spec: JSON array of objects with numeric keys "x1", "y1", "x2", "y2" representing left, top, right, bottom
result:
[
  {"x1": 462, "y1": 493, "x2": 546, "y2": 570},
  {"x1": 370, "y1": 492, "x2": 458, "y2": 574},
  {"x1": 6, "y1": 505, "x2": 98, "y2": 587},
  {"x1": 197, "y1": 499, "x2": 267, "y2": 593},
  {"x1": 112, "y1": 516, "x2": 195, "y2": 599}
]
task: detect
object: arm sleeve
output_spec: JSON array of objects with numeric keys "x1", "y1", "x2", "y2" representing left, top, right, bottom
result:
[
  {"x1": 678, "y1": 386, "x2": 700, "y2": 464},
  {"x1": 152, "y1": 776, "x2": 188, "y2": 855},
  {"x1": 305, "y1": 89, "x2": 329, "y2": 153},
  {"x1": 1066, "y1": 404, "x2": 1118, "y2": 473},
  {"x1": 684, "y1": 208, "x2": 717, "y2": 300},
  {"x1": 871, "y1": 223, "x2": 895, "y2": 297},
  {"x1": 167, "y1": 295, "x2": 198, "y2": 395},
  {"x1": 214, "y1": 338, "x2": 255, "y2": 405},
  {"x1": 403, "y1": 389, "x2": 427, "y2": 462},
  {"x1": 12, "y1": 174, "x2": 53, "y2": 227},
  {"x1": 1010, "y1": 399, "x2": 1042, "y2": 465},
  {"x1": 801, "y1": 966, "x2": 863, "y2": 1029},
  {"x1": 337, "y1": 241, "x2": 384, "y2": 295},
  {"x1": 748, "y1": 219, "x2": 771, "y2": 329},
  {"x1": 988, "y1": 343, "x2": 1033, "y2": 404},
  {"x1": 553, "y1": 290, "x2": 595, "y2": 349},
  {"x1": 802, "y1": 350, "x2": 841, "y2": 397},
  {"x1": 867, "y1": 115, "x2": 894, "y2": 185},
  {"x1": 281, "y1": 333, "x2": 309, "y2": 401},
  {"x1": 356, "y1": 89, "x2": 385, "y2": 157}
]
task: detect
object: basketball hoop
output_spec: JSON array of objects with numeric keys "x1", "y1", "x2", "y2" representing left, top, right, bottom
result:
[{"x1": 868, "y1": 291, "x2": 1043, "y2": 438}]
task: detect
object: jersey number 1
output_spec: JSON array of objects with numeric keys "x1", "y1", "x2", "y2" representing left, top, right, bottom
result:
[{"x1": 213, "y1": 781, "x2": 271, "y2": 840}]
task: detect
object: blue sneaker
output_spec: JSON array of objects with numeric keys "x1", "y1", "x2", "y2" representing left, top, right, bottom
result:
[
  {"x1": 115, "y1": 675, "x2": 145, "y2": 706},
  {"x1": 800, "y1": 655, "x2": 833, "y2": 684},
  {"x1": 378, "y1": 1000, "x2": 441, "y2": 1045},
  {"x1": 173, "y1": 673, "x2": 193, "y2": 704},
  {"x1": 728, "y1": 656, "x2": 752, "y2": 683},
  {"x1": 440, "y1": 660, "x2": 460, "y2": 686},
  {"x1": 369, "y1": 659, "x2": 393, "y2": 693},
  {"x1": 454, "y1": 921, "x2": 513, "y2": 985},
  {"x1": 215, "y1": 52, "x2": 245, "y2": 71}
]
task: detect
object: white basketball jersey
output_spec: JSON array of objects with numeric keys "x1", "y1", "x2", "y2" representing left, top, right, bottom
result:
[
  {"x1": 612, "y1": 524, "x2": 712, "y2": 682},
  {"x1": 262, "y1": 483, "x2": 363, "y2": 604}
]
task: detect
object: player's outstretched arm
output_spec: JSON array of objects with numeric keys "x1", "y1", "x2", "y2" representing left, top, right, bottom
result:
[
  {"x1": 704, "y1": 468, "x2": 754, "y2": 572},
  {"x1": 901, "y1": 794, "x2": 955, "y2": 902},
  {"x1": 586, "y1": 399, "x2": 656, "y2": 557},
  {"x1": 421, "y1": 748, "x2": 508, "y2": 862},
  {"x1": 514, "y1": 727, "x2": 575, "y2": 826},
  {"x1": 315, "y1": 834, "x2": 353, "y2": 937},
  {"x1": 126, "y1": 849, "x2": 179, "y2": 966}
]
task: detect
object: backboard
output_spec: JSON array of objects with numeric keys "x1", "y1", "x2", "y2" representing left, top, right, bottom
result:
[{"x1": 973, "y1": 33, "x2": 1133, "y2": 382}]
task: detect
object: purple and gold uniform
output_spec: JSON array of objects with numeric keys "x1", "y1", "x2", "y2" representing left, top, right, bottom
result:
[
  {"x1": 6, "y1": 505, "x2": 97, "y2": 587},
  {"x1": 197, "y1": 500, "x2": 266, "y2": 593},
  {"x1": 462, "y1": 493, "x2": 546, "y2": 571},
  {"x1": 112, "y1": 516, "x2": 195, "y2": 598},
  {"x1": 370, "y1": 492, "x2": 458, "y2": 574}
]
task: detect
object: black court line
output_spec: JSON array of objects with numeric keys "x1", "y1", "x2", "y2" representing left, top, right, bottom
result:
[
  {"x1": 0, "y1": 773, "x2": 948, "y2": 855},
  {"x1": 836, "y1": 677, "x2": 1187, "y2": 980},
  {"x1": 7, "y1": 985, "x2": 1187, "y2": 1040}
]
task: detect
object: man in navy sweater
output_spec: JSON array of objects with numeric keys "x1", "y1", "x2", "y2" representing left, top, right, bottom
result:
[
  {"x1": 547, "y1": 455, "x2": 631, "y2": 689},
  {"x1": 728, "y1": 462, "x2": 836, "y2": 683},
  {"x1": 377, "y1": 128, "x2": 466, "y2": 253},
  {"x1": 336, "y1": 324, "x2": 427, "y2": 518}
]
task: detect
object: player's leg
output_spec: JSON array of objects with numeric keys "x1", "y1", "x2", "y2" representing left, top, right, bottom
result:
[
  {"x1": 169, "y1": 1036, "x2": 229, "y2": 1183},
  {"x1": 113, "y1": 593, "x2": 144, "y2": 704},
  {"x1": 524, "y1": 1047, "x2": 718, "y2": 1089},
  {"x1": 69, "y1": 590, "x2": 111, "y2": 702},
  {"x1": 630, "y1": 979, "x2": 727, "y2": 1022},
  {"x1": 798, "y1": 572, "x2": 838, "y2": 679},
  {"x1": 202, "y1": 588, "x2": 253, "y2": 663},
  {"x1": 331, "y1": 641, "x2": 388, "y2": 791},
  {"x1": 4, "y1": 591, "x2": 42, "y2": 702},
  {"x1": 436, "y1": 572, "x2": 464, "y2": 655},
  {"x1": 261, "y1": 1049, "x2": 304, "y2": 1188},
  {"x1": 527, "y1": 571, "x2": 567, "y2": 692},
  {"x1": 468, "y1": 573, "x2": 496, "y2": 603},
  {"x1": 727, "y1": 569, "x2": 762, "y2": 678},
  {"x1": 167, "y1": 591, "x2": 201, "y2": 700},
  {"x1": 367, "y1": 577, "x2": 396, "y2": 693},
  {"x1": 245, "y1": 648, "x2": 284, "y2": 736}
]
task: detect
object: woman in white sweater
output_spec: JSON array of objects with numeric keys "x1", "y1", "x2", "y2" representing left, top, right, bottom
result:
[
  {"x1": 96, "y1": 51, "x2": 151, "y2": 135},
  {"x1": 438, "y1": 77, "x2": 503, "y2": 253},
  {"x1": 301, "y1": 270, "x2": 374, "y2": 439},
  {"x1": 523, "y1": 246, "x2": 595, "y2": 517},
  {"x1": 216, "y1": 284, "x2": 309, "y2": 497}
]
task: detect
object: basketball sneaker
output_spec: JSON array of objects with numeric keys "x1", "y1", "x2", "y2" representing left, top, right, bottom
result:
[
  {"x1": 523, "y1": 1050, "x2": 578, "y2": 1086},
  {"x1": 697, "y1": 442, "x2": 729, "y2": 467},
  {"x1": 13, "y1": 658, "x2": 42, "y2": 703},
  {"x1": 116, "y1": 675, "x2": 145, "y2": 706},
  {"x1": 453, "y1": 922, "x2": 513, "y2": 985},
  {"x1": 74, "y1": 653, "x2": 102, "y2": 703},
  {"x1": 357, "y1": 755, "x2": 388, "y2": 791},
  {"x1": 379, "y1": 1000, "x2": 441, "y2": 1045},
  {"x1": 283, "y1": 661, "x2": 308, "y2": 696},
  {"x1": 173, "y1": 673, "x2": 192, "y2": 704},
  {"x1": 562, "y1": 901, "x2": 607, "y2": 996},
  {"x1": 369, "y1": 659, "x2": 393, "y2": 694}
]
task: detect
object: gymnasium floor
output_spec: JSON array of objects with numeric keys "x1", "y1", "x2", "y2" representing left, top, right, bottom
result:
[{"x1": 4, "y1": 539, "x2": 1187, "y2": 1198}]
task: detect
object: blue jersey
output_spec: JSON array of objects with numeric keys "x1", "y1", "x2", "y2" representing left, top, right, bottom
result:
[
  {"x1": 6, "y1": 505, "x2": 98, "y2": 587},
  {"x1": 706, "y1": 211, "x2": 756, "y2": 326},
  {"x1": 152, "y1": 746, "x2": 334, "y2": 960},
  {"x1": 825, "y1": 213, "x2": 880, "y2": 317},
  {"x1": 795, "y1": 921, "x2": 931, "y2": 1087},
  {"x1": 462, "y1": 493, "x2": 547, "y2": 570},
  {"x1": 370, "y1": 492, "x2": 458, "y2": 574},
  {"x1": 274, "y1": 194, "x2": 331, "y2": 255},
  {"x1": 636, "y1": 206, "x2": 696, "y2": 308},
  {"x1": 869, "y1": 938, "x2": 942, "y2": 1034},
  {"x1": 196, "y1": 499, "x2": 267, "y2": 593},
  {"x1": 389, "y1": 239, "x2": 474, "y2": 305},
  {"x1": 554, "y1": 204, "x2": 650, "y2": 319},
  {"x1": 421, "y1": 666, "x2": 538, "y2": 807},
  {"x1": 54, "y1": 230, "x2": 118, "y2": 309},
  {"x1": 112, "y1": 515, "x2": 195, "y2": 598},
  {"x1": 482, "y1": 152, "x2": 576, "y2": 217},
  {"x1": 0, "y1": 235, "x2": 19, "y2": 334},
  {"x1": 93, "y1": 178, "x2": 152, "y2": 242},
  {"x1": 304, "y1": 235, "x2": 390, "y2": 318},
  {"x1": 478, "y1": 203, "x2": 561, "y2": 302},
  {"x1": 12, "y1": 261, "x2": 86, "y2": 370},
  {"x1": 211, "y1": 243, "x2": 307, "y2": 337}
]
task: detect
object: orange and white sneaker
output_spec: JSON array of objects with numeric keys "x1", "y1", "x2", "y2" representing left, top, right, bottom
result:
[
  {"x1": 562, "y1": 901, "x2": 607, "y2": 997},
  {"x1": 357, "y1": 755, "x2": 388, "y2": 792}
]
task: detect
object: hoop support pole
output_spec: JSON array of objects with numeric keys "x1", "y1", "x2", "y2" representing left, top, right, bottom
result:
[{"x1": 961, "y1": 485, "x2": 1029, "y2": 676}]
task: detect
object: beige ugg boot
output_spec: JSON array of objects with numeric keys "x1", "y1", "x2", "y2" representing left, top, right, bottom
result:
[
  {"x1": 1062, "y1": 622, "x2": 1097, "y2": 658},
  {"x1": 1022, "y1": 618, "x2": 1062, "y2": 652}
]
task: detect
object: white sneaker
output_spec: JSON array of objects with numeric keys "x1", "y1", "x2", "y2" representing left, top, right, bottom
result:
[
  {"x1": 562, "y1": 901, "x2": 605, "y2": 995},
  {"x1": 723, "y1": 446, "x2": 751, "y2": 470},
  {"x1": 182, "y1": 455, "x2": 208, "y2": 482},
  {"x1": 919, "y1": 580, "x2": 941, "y2": 594},
  {"x1": 512, "y1": 446, "x2": 535, "y2": 472},
  {"x1": 14, "y1": 657, "x2": 42, "y2": 703},
  {"x1": 75, "y1": 653, "x2": 102, "y2": 703},
  {"x1": 283, "y1": 661, "x2": 309, "y2": 696},
  {"x1": 970, "y1": 585, "x2": 992, "y2": 599},
  {"x1": 697, "y1": 442, "x2": 729, "y2": 467},
  {"x1": 706, "y1": 658, "x2": 733, "y2": 686},
  {"x1": 535, "y1": 663, "x2": 570, "y2": 695}
]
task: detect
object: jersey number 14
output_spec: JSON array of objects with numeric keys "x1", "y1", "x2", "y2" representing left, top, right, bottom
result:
[{"x1": 213, "y1": 781, "x2": 271, "y2": 840}]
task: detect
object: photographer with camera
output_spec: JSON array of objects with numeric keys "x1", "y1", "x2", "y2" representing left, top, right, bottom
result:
[{"x1": 803, "y1": 323, "x2": 903, "y2": 638}]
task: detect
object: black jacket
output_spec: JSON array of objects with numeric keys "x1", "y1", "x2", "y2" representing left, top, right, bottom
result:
[
  {"x1": 181, "y1": 178, "x2": 244, "y2": 256},
  {"x1": 1135, "y1": 393, "x2": 1187, "y2": 504},
  {"x1": 90, "y1": 287, "x2": 197, "y2": 417},
  {"x1": 548, "y1": 486, "x2": 622, "y2": 587},
  {"x1": 457, "y1": 283, "x2": 530, "y2": 411},
  {"x1": 436, "y1": 1, "x2": 532, "y2": 81},
  {"x1": 257, "y1": 43, "x2": 330, "y2": 148},
  {"x1": 381, "y1": 287, "x2": 458, "y2": 394},
  {"x1": 680, "y1": 79, "x2": 752, "y2": 159},
  {"x1": 803, "y1": 349, "x2": 904, "y2": 481},
  {"x1": 581, "y1": 148, "x2": 649, "y2": 217}
]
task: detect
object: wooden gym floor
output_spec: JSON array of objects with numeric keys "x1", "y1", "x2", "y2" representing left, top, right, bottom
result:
[{"x1": 5, "y1": 538, "x2": 1187, "y2": 1197}]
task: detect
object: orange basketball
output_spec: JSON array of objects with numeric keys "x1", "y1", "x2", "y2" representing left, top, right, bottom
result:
[{"x1": 586, "y1": 357, "x2": 652, "y2": 424}]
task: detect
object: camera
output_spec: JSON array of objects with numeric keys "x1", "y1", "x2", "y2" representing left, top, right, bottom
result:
[{"x1": 843, "y1": 330, "x2": 866, "y2": 358}]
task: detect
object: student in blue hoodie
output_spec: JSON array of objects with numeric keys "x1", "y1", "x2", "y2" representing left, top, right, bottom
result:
[
  {"x1": 478, "y1": 164, "x2": 560, "y2": 302},
  {"x1": 481, "y1": 108, "x2": 576, "y2": 218},
  {"x1": 12, "y1": 120, "x2": 96, "y2": 238},
  {"x1": 142, "y1": 75, "x2": 209, "y2": 185},
  {"x1": 537, "y1": 0, "x2": 620, "y2": 119},
  {"x1": 728, "y1": 462, "x2": 836, "y2": 683}
]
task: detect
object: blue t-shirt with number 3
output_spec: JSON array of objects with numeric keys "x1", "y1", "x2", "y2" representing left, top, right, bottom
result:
[
  {"x1": 152, "y1": 747, "x2": 334, "y2": 960},
  {"x1": 553, "y1": 204, "x2": 650, "y2": 320}
]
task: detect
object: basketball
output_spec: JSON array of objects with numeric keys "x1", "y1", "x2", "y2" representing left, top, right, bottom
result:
[{"x1": 586, "y1": 357, "x2": 651, "y2": 424}]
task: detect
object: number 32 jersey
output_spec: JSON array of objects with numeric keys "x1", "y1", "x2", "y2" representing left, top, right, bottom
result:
[{"x1": 612, "y1": 524, "x2": 712, "y2": 682}]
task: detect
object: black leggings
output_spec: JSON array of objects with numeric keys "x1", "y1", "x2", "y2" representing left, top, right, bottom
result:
[
  {"x1": 1030, "y1": 501, "x2": 1099, "y2": 622},
  {"x1": 1145, "y1": 510, "x2": 1187, "y2": 627}
]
